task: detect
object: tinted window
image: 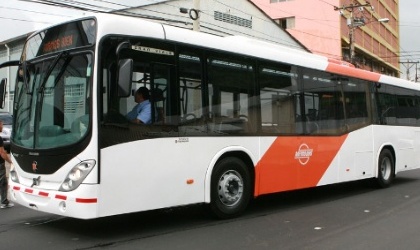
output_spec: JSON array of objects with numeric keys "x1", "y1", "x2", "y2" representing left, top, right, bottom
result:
[
  {"x1": 376, "y1": 84, "x2": 420, "y2": 126},
  {"x1": 207, "y1": 56, "x2": 255, "y2": 134},
  {"x1": 259, "y1": 63, "x2": 299, "y2": 134}
]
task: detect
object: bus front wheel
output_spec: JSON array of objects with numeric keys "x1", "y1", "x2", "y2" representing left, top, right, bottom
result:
[
  {"x1": 209, "y1": 157, "x2": 252, "y2": 219},
  {"x1": 376, "y1": 149, "x2": 395, "y2": 188}
]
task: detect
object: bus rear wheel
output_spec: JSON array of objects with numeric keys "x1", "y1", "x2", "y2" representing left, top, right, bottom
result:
[
  {"x1": 376, "y1": 149, "x2": 395, "y2": 188},
  {"x1": 209, "y1": 157, "x2": 252, "y2": 219}
]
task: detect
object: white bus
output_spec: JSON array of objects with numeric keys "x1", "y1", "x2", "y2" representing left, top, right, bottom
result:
[{"x1": 1, "y1": 13, "x2": 420, "y2": 219}]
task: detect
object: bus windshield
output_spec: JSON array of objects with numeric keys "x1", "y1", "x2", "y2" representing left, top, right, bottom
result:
[
  {"x1": 13, "y1": 53, "x2": 92, "y2": 149},
  {"x1": 12, "y1": 18, "x2": 96, "y2": 150}
]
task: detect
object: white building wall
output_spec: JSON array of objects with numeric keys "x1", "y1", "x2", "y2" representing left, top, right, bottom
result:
[{"x1": 118, "y1": 0, "x2": 305, "y2": 50}]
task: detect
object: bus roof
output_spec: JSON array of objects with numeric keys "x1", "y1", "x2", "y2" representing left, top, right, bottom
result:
[{"x1": 48, "y1": 13, "x2": 418, "y2": 91}]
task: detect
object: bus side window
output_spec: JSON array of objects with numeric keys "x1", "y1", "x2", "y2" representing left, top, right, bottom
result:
[
  {"x1": 259, "y1": 63, "x2": 297, "y2": 134},
  {"x1": 302, "y1": 70, "x2": 344, "y2": 135},
  {"x1": 207, "y1": 57, "x2": 254, "y2": 134},
  {"x1": 179, "y1": 53, "x2": 203, "y2": 124},
  {"x1": 342, "y1": 79, "x2": 369, "y2": 130}
]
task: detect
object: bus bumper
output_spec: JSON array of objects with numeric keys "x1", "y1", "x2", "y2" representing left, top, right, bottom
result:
[{"x1": 9, "y1": 182, "x2": 99, "y2": 219}]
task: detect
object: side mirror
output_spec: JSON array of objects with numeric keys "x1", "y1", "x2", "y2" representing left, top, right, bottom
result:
[
  {"x1": 117, "y1": 59, "x2": 133, "y2": 97},
  {"x1": 0, "y1": 78, "x2": 7, "y2": 109},
  {"x1": 0, "y1": 60, "x2": 19, "y2": 69},
  {"x1": 116, "y1": 41, "x2": 131, "y2": 57}
]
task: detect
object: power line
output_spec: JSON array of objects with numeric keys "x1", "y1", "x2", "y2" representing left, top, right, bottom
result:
[
  {"x1": 9, "y1": 0, "x2": 417, "y2": 65},
  {"x1": 0, "y1": 5, "x2": 73, "y2": 17},
  {"x1": 400, "y1": 60, "x2": 419, "y2": 81},
  {"x1": 17, "y1": 0, "x2": 107, "y2": 12},
  {"x1": 16, "y1": 0, "x2": 308, "y2": 49},
  {"x1": 0, "y1": 16, "x2": 51, "y2": 24},
  {"x1": 0, "y1": 3, "x2": 82, "y2": 31}
]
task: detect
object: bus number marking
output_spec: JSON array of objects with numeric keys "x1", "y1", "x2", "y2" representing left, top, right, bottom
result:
[
  {"x1": 131, "y1": 45, "x2": 174, "y2": 56},
  {"x1": 175, "y1": 137, "x2": 189, "y2": 143},
  {"x1": 295, "y1": 143, "x2": 313, "y2": 165}
]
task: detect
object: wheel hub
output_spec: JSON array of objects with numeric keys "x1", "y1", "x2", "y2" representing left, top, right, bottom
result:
[
  {"x1": 381, "y1": 157, "x2": 391, "y2": 180},
  {"x1": 218, "y1": 171, "x2": 244, "y2": 207}
]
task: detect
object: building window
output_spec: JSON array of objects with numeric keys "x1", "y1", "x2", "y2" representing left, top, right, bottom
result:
[{"x1": 276, "y1": 17, "x2": 295, "y2": 29}]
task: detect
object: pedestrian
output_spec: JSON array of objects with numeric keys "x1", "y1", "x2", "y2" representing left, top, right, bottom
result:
[{"x1": 0, "y1": 120, "x2": 13, "y2": 209}]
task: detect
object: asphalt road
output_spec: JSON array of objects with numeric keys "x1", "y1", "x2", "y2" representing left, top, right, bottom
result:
[{"x1": 2, "y1": 169, "x2": 420, "y2": 250}]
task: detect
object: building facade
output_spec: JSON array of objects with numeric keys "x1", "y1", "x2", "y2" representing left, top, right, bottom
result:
[
  {"x1": 113, "y1": 0, "x2": 306, "y2": 49},
  {"x1": 252, "y1": 0, "x2": 400, "y2": 76}
]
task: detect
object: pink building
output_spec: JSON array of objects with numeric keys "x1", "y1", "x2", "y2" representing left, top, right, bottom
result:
[{"x1": 252, "y1": 0, "x2": 400, "y2": 76}]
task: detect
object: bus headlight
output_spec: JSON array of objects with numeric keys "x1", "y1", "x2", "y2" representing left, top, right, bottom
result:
[
  {"x1": 59, "y1": 160, "x2": 96, "y2": 192},
  {"x1": 9, "y1": 163, "x2": 20, "y2": 183}
]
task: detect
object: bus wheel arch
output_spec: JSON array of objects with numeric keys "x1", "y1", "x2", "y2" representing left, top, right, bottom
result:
[
  {"x1": 376, "y1": 146, "x2": 395, "y2": 188},
  {"x1": 207, "y1": 151, "x2": 255, "y2": 219}
]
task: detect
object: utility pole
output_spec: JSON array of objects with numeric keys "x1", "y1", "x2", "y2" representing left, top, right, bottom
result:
[
  {"x1": 180, "y1": 0, "x2": 200, "y2": 31},
  {"x1": 334, "y1": 1, "x2": 373, "y2": 66},
  {"x1": 193, "y1": 0, "x2": 200, "y2": 32},
  {"x1": 334, "y1": 1, "x2": 388, "y2": 69},
  {"x1": 400, "y1": 61, "x2": 419, "y2": 81}
]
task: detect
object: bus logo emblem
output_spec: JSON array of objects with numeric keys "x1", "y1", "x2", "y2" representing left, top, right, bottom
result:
[
  {"x1": 295, "y1": 144, "x2": 313, "y2": 165},
  {"x1": 32, "y1": 161, "x2": 38, "y2": 172}
]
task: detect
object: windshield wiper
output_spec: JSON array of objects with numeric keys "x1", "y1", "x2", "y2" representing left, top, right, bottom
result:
[
  {"x1": 39, "y1": 51, "x2": 69, "y2": 92},
  {"x1": 33, "y1": 51, "x2": 69, "y2": 148},
  {"x1": 22, "y1": 61, "x2": 33, "y2": 94}
]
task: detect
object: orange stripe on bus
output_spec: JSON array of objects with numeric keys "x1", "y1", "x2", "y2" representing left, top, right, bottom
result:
[
  {"x1": 255, "y1": 135, "x2": 347, "y2": 196},
  {"x1": 326, "y1": 62, "x2": 381, "y2": 82}
]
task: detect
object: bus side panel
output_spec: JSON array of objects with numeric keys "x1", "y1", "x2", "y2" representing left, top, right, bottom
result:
[
  {"x1": 319, "y1": 126, "x2": 375, "y2": 185},
  {"x1": 372, "y1": 125, "x2": 420, "y2": 173},
  {"x1": 256, "y1": 135, "x2": 347, "y2": 195},
  {"x1": 97, "y1": 137, "x2": 259, "y2": 217}
]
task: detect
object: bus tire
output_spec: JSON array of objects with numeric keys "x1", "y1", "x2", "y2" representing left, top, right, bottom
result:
[
  {"x1": 209, "y1": 157, "x2": 252, "y2": 219},
  {"x1": 376, "y1": 149, "x2": 395, "y2": 188}
]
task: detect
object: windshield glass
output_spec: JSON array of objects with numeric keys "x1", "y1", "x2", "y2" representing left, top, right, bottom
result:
[{"x1": 13, "y1": 53, "x2": 92, "y2": 149}]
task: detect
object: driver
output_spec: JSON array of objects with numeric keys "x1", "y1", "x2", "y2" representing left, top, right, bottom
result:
[{"x1": 126, "y1": 87, "x2": 152, "y2": 124}]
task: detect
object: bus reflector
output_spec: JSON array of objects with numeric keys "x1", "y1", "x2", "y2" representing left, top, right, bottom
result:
[
  {"x1": 55, "y1": 195, "x2": 67, "y2": 200},
  {"x1": 186, "y1": 179, "x2": 194, "y2": 184},
  {"x1": 39, "y1": 191, "x2": 49, "y2": 197},
  {"x1": 75, "y1": 198, "x2": 97, "y2": 203}
]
